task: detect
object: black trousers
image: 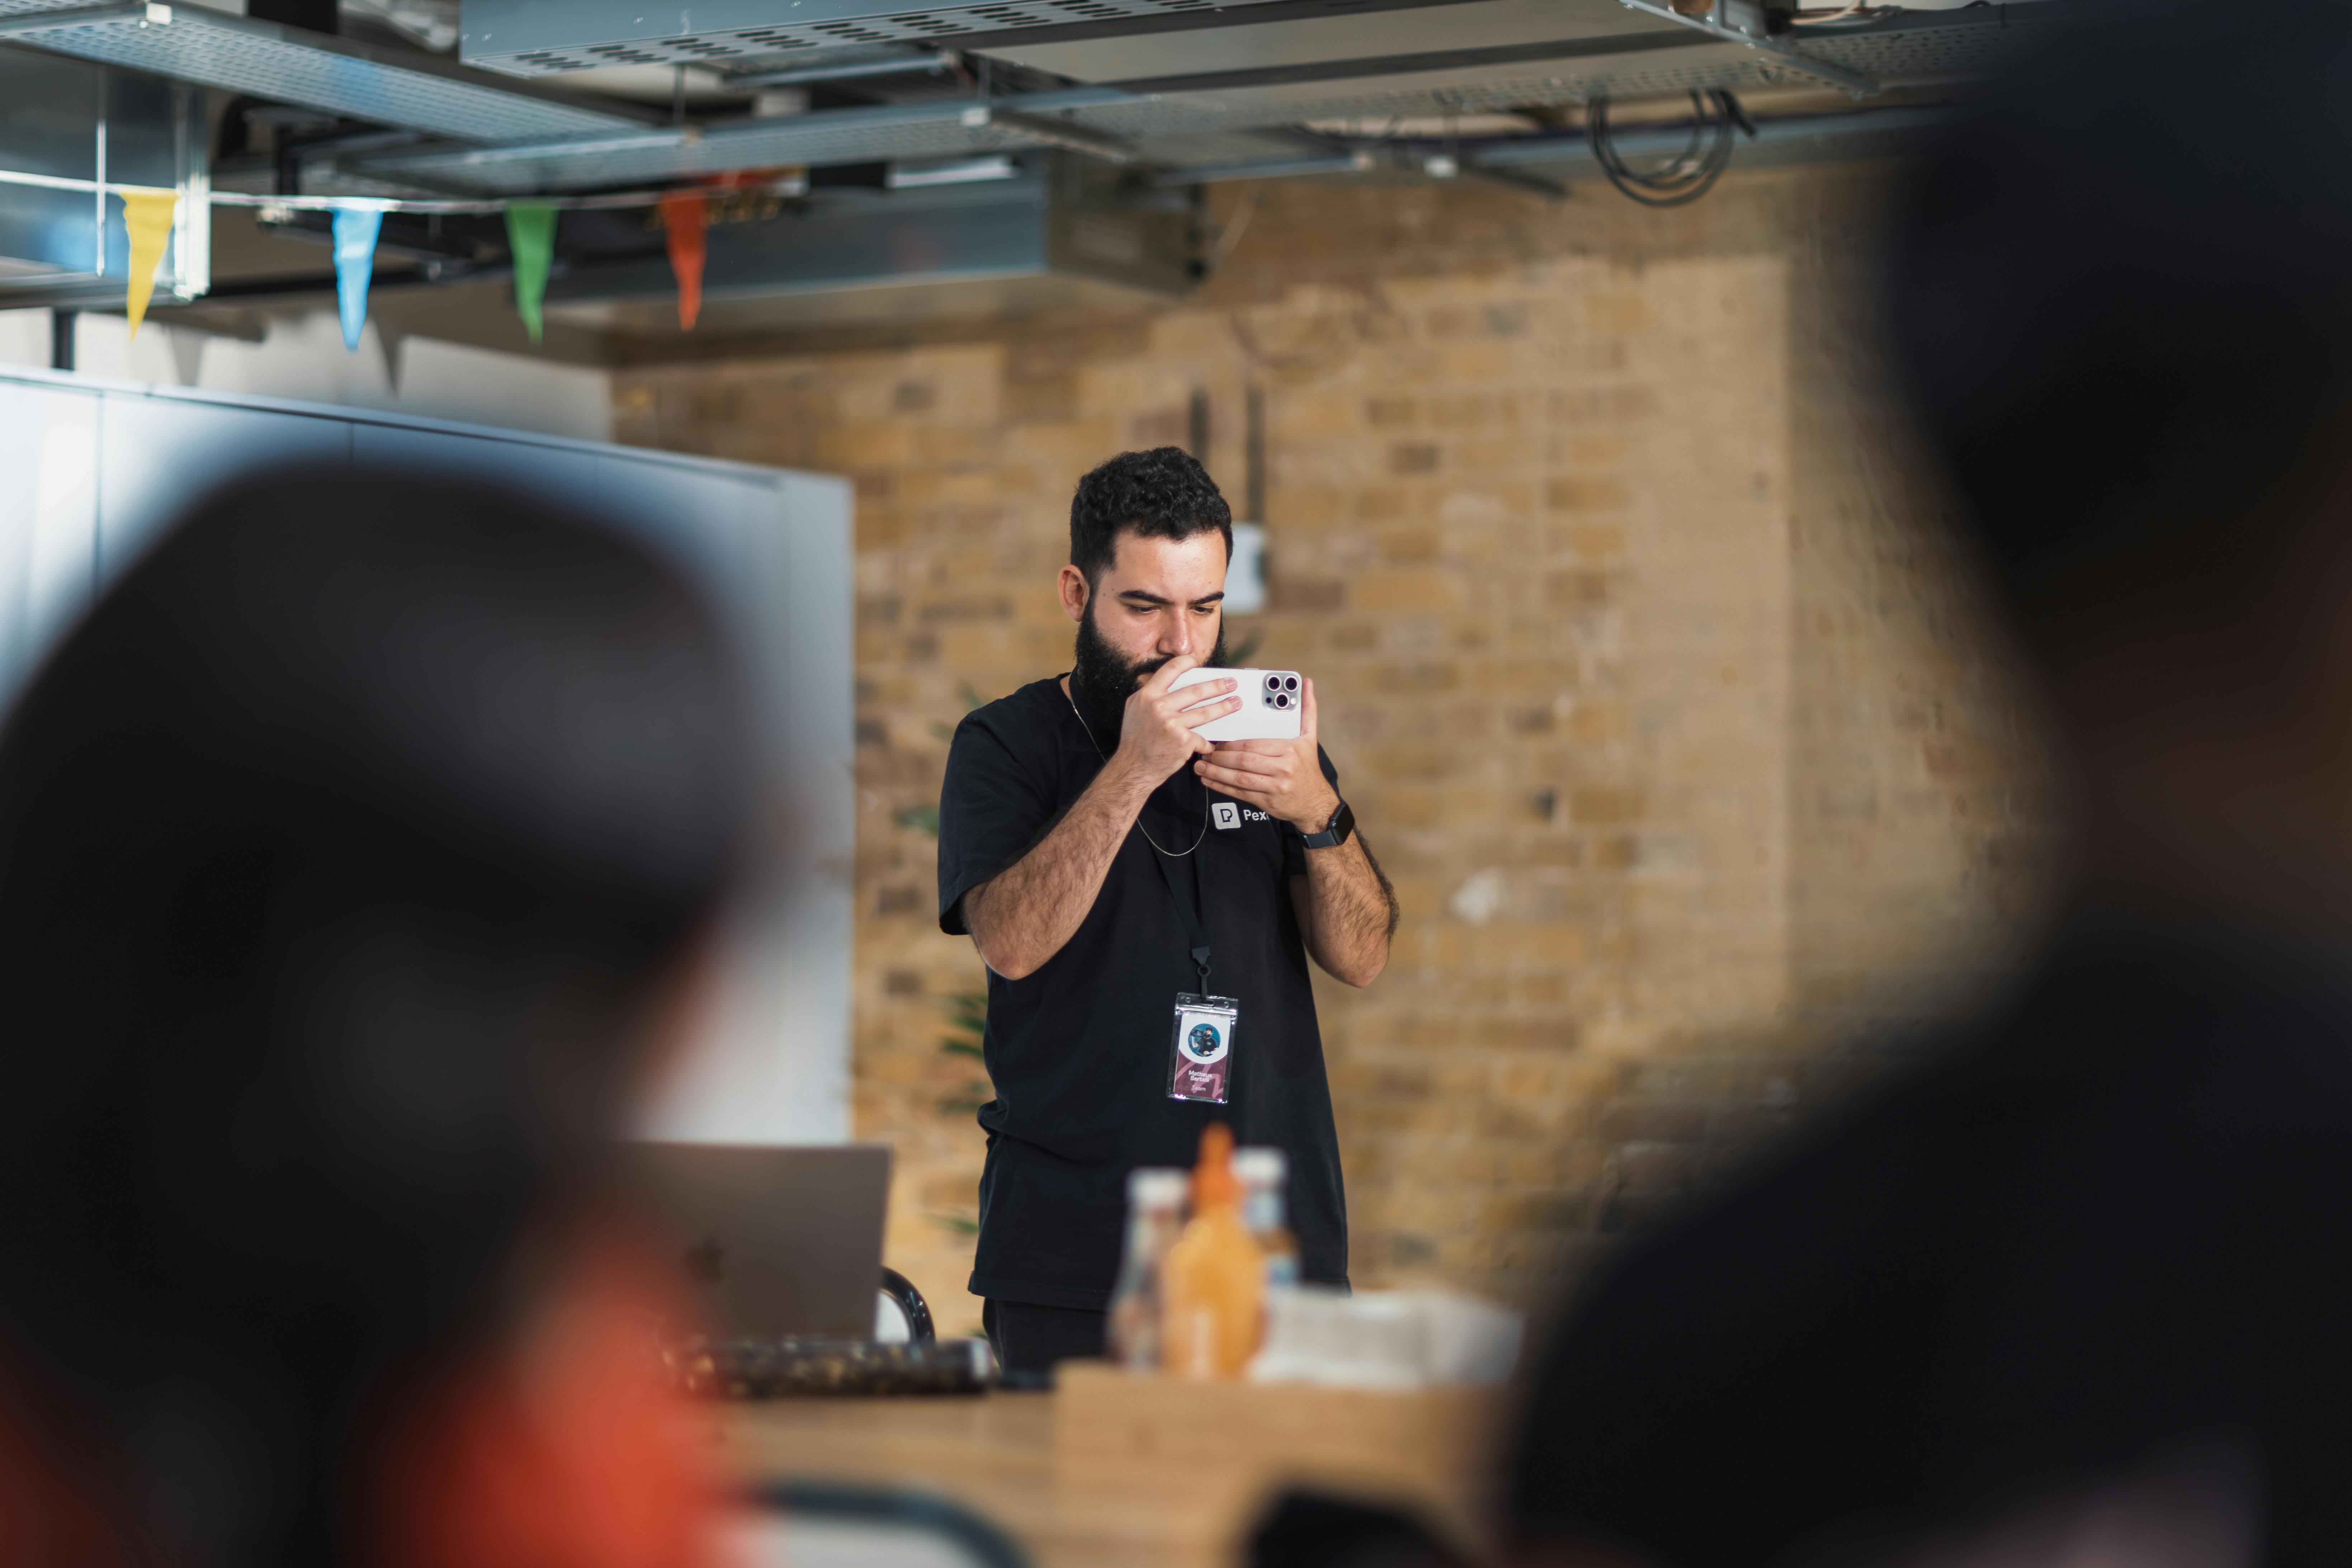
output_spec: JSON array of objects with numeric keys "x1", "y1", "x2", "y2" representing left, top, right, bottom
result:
[{"x1": 982, "y1": 1298, "x2": 1106, "y2": 1374}]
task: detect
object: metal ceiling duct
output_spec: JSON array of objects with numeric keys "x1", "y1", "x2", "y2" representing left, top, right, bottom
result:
[{"x1": 542, "y1": 151, "x2": 1190, "y2": 334}]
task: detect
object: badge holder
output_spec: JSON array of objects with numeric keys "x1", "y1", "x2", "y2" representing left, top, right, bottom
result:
[{"x1": 1168, "y1": 992, "x2": 1239, "y2": 1104}]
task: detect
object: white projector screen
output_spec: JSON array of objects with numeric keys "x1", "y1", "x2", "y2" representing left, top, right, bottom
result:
[{"x1": 0, "y1": 365, "x2": 853, "y2": 1144}]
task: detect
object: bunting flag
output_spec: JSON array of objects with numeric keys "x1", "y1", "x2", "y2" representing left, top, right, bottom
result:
[
  {"x1": 331, "y1": 206, "x2": 384, "y2": 351},
  {"x1": 504, "y1": 203, "x2": 557, "y2": 344},
  {"x1": 120, "y1": 190, "x2": 178, "y2": 340},
  {"x1": 660, "y1": 190, "x2": 709, "y2": 332}
]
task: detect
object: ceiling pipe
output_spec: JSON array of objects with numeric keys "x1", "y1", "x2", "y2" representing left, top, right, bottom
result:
[
  {"x1": 1149, "y1": 103, "x2": 1961, "y2": 186},
  {"x1": 728, "y1": 53, "x2": 954, "y2": 89}
]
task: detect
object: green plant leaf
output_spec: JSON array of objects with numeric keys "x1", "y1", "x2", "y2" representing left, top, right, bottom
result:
[
  {"x1": 929, "y1": 721, "x2": 957, "y2": 743},
  {"x1": 930, "y1": 1212, "x2": 981, "y2": 1236},
  {"x1": 941, "y1": 1040, "x2": 986, "y2": 1060},
  {"x1": 896, "y1": 803, "x2": 940, "y2": 837},
  {"x1": 958, "y1": 683, "x2": 988, "y2": 711}
]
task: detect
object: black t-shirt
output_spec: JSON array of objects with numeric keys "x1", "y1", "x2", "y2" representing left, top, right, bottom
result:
[
  {"x1": 936, "y1": 675, "x2": 1348, "y2": 1310},
  {"x1": 1506, "y1": 925, "x2": 2352, "y2": 1565}
]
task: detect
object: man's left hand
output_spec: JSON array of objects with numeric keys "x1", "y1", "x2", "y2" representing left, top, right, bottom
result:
[{"x1": 1192, "y1": 677, "x2": 1342, "y2": 832}]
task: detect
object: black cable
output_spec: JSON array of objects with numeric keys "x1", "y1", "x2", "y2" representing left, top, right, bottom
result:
[
  {"x1": 1589, "y1": 90, "x2": 1731, "y2": 206},
  {"x1": 1588, "y1": 90, "x2": 1747, "y2": 208}
]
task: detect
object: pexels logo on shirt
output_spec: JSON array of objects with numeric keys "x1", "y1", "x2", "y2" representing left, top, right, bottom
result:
[{"x1": 1211, "y1": 802, "x2": 1272, "y2": 830}]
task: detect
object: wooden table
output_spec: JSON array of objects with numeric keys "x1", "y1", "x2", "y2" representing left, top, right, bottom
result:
[{"x1": 716, "y1": 1369, "x2": 1501, "y2": 1568}]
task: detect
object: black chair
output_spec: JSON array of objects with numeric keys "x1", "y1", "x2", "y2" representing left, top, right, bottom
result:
[{"x1": 877, "y1": 1266, "x2": 935, "y2": 1343}]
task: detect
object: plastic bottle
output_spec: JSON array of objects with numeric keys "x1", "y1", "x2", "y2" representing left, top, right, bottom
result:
[
  {"x1": 1234, "y1": 1146, "x2": 1301, "y2": 1293},
  {"x1": 1158, "y1": 1123, "x2": 1265, "y2": 1380},
  {"x1": 1106, "y1": 1167, "x2": 1189, "y2": 1370}
]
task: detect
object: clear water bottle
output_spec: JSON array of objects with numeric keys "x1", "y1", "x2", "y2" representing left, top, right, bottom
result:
[
  {"x1": 1234, "y1": 1145, "x2": 1300, "y2": 1293},
  {"x1": 1106, "y1": 1167, "x2": 1189, "y2": 1370}
]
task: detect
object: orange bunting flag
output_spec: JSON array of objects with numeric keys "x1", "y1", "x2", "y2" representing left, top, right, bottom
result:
[
  {"x1": 121, "y1": 190, "x2": 178, "y2": 340},
  {"x1": 660, "y1": 190, "x2": 708, "y2": 332}
]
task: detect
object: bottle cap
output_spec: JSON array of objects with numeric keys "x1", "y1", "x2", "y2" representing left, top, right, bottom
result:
[
  {"x1": 1128, "y1": 1167, "x2": 1188, "y2": 1208},
  {"x1": 1191, "y1": 1123, "x2": 1239, "y2": 1209},
  {"x1": 1233, "y1": 1146, "x2": 1288, "y2": 1185}
]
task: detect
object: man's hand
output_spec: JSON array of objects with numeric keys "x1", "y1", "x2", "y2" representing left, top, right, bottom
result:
[
  {"x1": 1111, "y1": 657, "x2": 1238, "y2": 784},
  {"x1": 1195, "y1": 678, "x2": 1392, "y2": 986},
  {"x1": 1192, "y1": 677, "x2": 1342, "y2": 831},
  {"x1": 966, "y1": 663, "x2": 1236, "y2": 981}
]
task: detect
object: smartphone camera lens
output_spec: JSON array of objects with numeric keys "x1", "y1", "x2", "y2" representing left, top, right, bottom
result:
[
  {"x1": 1283, "y1": 675, "x2": 1299, "y2": 692},
  {"x1": 1273, "y1": 693, "x2": 1291, "y2": 709},
  {"x1": 1265, "y1": 674, "x2": 1281, "y2": 693}
]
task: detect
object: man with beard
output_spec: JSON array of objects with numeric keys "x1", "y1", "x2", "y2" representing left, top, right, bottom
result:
[{"x1": 936, "y1": 447, "x2": 1396, "y2": 1374}]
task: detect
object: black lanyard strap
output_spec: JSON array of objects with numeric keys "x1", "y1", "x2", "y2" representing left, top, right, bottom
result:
[{"x1": 1144, "y1": 832, "x2": 1214, "y2": 991}]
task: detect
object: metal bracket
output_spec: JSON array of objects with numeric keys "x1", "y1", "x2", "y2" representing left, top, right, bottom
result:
[{"x1": 1616, "y1": 0, "x2": 1879, "y2": 98}]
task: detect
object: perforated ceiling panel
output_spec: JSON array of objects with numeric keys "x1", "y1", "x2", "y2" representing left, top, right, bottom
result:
[
  {"x1": 463, "y1": 0, "x2": 1293, "y2": 76},
  {"x1": 356, "y1": 98, "x2": 1053, "y2": 194},
  {"x1": 1070, "y1": 47, "x2": 1766, "y2": 131},
  {"x1": 1795, "y1": 9, "x2": 2039, "y2": 81},
  {"x1": 0, "y1": 2, "x2": 648, "y2": 142}
]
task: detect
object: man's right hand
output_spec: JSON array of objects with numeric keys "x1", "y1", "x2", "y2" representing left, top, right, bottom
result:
[
  {"x1": 971, "y1": 660, "x2": 1239, "y2": 979},
  {"x1": 1113, "y1": 658, "x2": 1237, "y2": 783}
]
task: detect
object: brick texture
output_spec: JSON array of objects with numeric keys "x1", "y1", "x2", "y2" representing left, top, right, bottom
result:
[{"x1": 613, "y1": 167, "x2": 2054, "y2": 1335}]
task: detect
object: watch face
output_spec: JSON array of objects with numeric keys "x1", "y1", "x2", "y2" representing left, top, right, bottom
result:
[{"x1": 1310, "y1": 800, "x2": 1352, "y2": 844}]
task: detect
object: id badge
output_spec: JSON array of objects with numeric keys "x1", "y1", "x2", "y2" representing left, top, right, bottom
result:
[{"x1": 1168, "y1": 992, "x2": 1239, "y2": 1104}]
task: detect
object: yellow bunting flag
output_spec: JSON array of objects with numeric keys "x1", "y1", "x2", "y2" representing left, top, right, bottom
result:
[{"x1": 120, "y1": 190, "x2": 178, "y2": 340}]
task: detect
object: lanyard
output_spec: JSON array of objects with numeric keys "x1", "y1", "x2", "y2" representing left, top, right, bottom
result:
[
  {"x1": 1144, "y1": 829, "x2": 1214, "y2": 992},
  {"x1": 1061, "y1": 681, "x2": 1213, "y2": 985}
]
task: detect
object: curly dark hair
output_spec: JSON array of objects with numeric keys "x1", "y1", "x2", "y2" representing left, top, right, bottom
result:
[{"x1": 1069, "y1": 447, "x2": 1232, "y2": 585}]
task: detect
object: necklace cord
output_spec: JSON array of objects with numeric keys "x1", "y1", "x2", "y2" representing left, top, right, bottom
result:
[{"x1": 1064, "y1": 685, "x2": 1210, "y2": 857}]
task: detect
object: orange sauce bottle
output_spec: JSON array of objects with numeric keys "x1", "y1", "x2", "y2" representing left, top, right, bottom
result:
[{"x1": 1158, "y1": 1123, "x2": 1265, "y2": 1380}]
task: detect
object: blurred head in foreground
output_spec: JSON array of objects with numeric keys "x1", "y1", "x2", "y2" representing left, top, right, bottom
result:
[
  {"x1": 1506, "y1": 5, "x2": 2352, "y2": 1567},
  {"x1": 1886, "y1": 0, "x2": 2352, "y2": 933},
  {"x1": 0, "y1": 466, "x2": 753, "y2": 1567}
]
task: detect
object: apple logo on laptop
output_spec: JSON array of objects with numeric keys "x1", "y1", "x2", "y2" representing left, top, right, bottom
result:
[{"x1": 684, "y1": 1235, "x2": 725, "y2": 1285}]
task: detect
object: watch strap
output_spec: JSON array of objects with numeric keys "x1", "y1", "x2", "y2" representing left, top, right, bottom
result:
[{"x1": 1299, "y1": 799, "x2": 1354, "y2": 849}]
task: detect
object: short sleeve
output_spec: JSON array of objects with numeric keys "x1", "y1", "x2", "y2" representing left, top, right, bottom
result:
[
  {"x1": 937, "y1": 709, "x2": 1058, "y2": 936},
  {"x1": 1282, "y1": 746, "x2": 1343, "y2": 878}
]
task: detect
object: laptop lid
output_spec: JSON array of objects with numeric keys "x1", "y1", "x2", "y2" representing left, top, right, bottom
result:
[{"x1": 625, "y1": 1142, "x2": 891, "y2": 1341}]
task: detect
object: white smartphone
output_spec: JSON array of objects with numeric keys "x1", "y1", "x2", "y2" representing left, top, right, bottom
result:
[{"x1": 1169, "y1": 666, "x2": 1304, "y2": 743}]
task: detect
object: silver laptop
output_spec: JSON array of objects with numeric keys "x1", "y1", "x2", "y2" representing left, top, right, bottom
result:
[{"x1": 624, "y1": 1142, "x2": 892, "y2": 1341}]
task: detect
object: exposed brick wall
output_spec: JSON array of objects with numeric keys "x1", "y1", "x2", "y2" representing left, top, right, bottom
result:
[{"x1": 613, "y1": 166, "x2": 2055, "y2": 1336}]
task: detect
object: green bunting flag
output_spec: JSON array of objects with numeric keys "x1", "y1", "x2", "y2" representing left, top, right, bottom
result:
[{"x1": 504, "y1": 203, "x2": 557, "y2": 344}]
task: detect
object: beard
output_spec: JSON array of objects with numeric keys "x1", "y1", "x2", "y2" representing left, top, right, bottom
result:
[{"x1": 1068, "y1": 599, "x2": 1229, "y2": 759}]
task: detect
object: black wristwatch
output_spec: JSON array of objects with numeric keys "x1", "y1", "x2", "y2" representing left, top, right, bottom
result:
[{"x1": 1298, "y1": 799, "x2": 1355, "y2": 849}]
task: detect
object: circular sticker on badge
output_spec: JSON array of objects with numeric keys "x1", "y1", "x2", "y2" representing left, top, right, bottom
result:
[{"x1": 1182, "y1": 1019, "x2": 1229, "y2": 1064}]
